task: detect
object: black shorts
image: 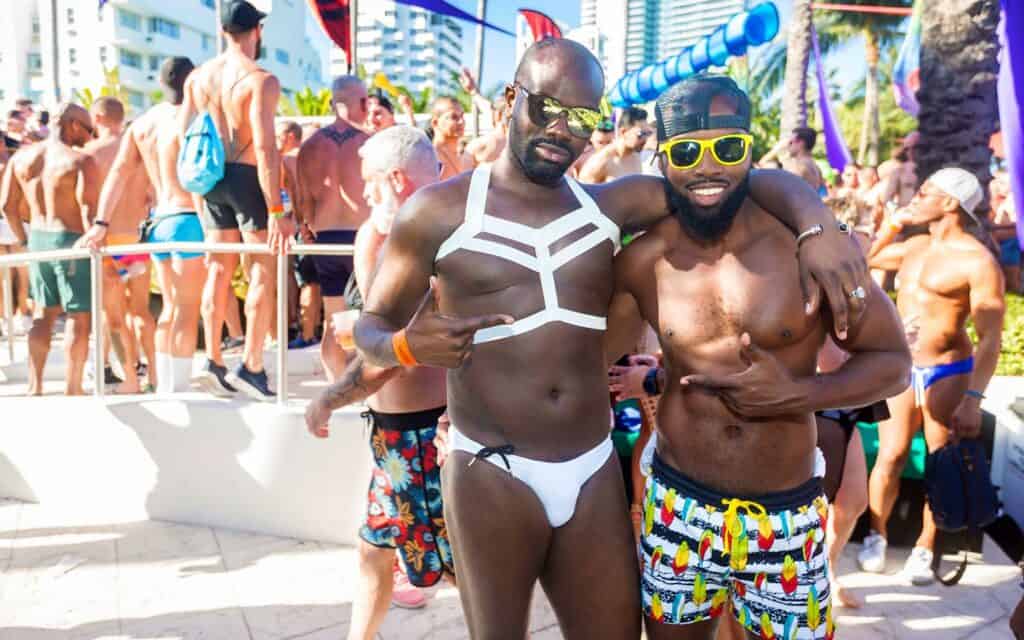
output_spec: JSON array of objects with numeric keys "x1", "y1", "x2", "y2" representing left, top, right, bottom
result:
[
  {"x1": 203, "y1": 163, "x2": 269, "y2": 232},
  {"x1": 295, "y1": 255, "x2": 319, "y2": 287},
  {"x1": 311, "y1": 229, "x2": 357, "y2": 297}
]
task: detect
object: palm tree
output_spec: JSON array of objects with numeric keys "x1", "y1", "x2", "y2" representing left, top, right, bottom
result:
[
  {"x1": 916, "y1": 0, "x2": 1000, "y2": 200},
  {"x1": 780, "y1": 0, "x2": 813, "y2": 136},
  {"x1": 815, "y1": 0, "x2": 912, "y2": 166},
  {"x1": 276, "y1": 87, "x2": 333, "y2": 117}
]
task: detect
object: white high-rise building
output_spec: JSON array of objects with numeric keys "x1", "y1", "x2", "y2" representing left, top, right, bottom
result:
[
  {"x1": 579, "y1": 0, "x2": 748, "y2": 85},
  {"x1": 329, "y1": 2, "x2": 464, "y2": 100},
  {"x1": 0, "y1": 0, "x2": 324, "y2": 114}
]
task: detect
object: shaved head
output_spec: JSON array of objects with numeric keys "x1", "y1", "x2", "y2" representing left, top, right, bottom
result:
[
  {"x1": 92, "y1": 96, "x2": 125, "y2": 125},
  {"x1": 514, "y1": 39, "x2": 604, "y2": 103},
  {"x1": 53, "y1": 102, "x2": 93, "y2": 146}
]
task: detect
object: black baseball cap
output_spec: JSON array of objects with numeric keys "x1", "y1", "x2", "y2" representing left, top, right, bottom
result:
[{"x1": 222, "y1": 0, "x2": 266, "y2": 34}]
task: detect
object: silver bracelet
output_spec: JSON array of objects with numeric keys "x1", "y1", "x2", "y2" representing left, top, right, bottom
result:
[{"x1": 796, "y1": 224, "x2": 824, "y2": 250}]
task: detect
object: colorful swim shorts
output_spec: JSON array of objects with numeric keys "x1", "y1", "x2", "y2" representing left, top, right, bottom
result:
[
  {"x1": 359, "y1": 406, "x2": 454, "y2": 587},
  {"x1": 640, "y1": 453, "x2": 834, "y2": 639}
]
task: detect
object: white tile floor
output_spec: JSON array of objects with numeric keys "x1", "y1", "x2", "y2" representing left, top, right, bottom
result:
[{"x1": 0, "y1": 499, "x2": 1018, "y2": 639}]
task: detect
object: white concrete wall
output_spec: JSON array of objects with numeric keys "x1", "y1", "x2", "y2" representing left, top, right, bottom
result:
[{"x1": 0, "y1": 396, "x2": 373, "y2": 545}]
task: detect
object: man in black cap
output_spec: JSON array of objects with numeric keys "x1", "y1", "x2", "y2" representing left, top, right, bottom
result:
[
  {"x1": 604, "y1": 75, "x2": 911, "y2": 639},
  {"x1": 178, "y1": 0, "x2": 294, "y2": 400},
  {"x1": 354, "y1": 39, "x2": 876, "y2": 639},
  {"x1": 81, "y1": 57, "x2": 208, "y2": 394}
]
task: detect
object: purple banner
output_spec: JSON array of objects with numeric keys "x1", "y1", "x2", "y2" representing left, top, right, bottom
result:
[
  {"x1": 812, "y1": 26, "x2": 853, "y2": 173},
  {"x1": 999, "y1": 0, "x2": 1024, "y2": 250},
  {"x1": 394, "y1": 0, "x2": 514, "y2": 37}
]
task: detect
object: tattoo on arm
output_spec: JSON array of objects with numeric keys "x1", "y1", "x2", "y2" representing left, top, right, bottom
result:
[{"x1": 321, "y1": 356, "x2": 370, "y2": 411}]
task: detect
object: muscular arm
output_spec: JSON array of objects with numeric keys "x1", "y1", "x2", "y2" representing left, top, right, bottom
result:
[
  {"x1": 293, "y1": 139, "x2": 318, "y2": 226},
  {"x1": 76, "y1": 156, "x2": 101, "y2": 229},
  {"x1": 95, "y1": 126, "x2": 146, "y2": 225},
  {"x1": 966, "y1": 257, "x2": 1006, "y2": 395},
  {"x1": 0, "y1": 161, "x2": 27, "y2": 245},
  {"x1": 578, "y1": 152, "x2": 608, "y2": 184},
  {"x1": 250, "y1": 74, "x2": 283, "y2": 211},
  {"x1": 807, "y1": 282, "x2": 912, "y2": 410},
  {"x1": 315, "y1": 354, "x2": 398, "y2": 412}
]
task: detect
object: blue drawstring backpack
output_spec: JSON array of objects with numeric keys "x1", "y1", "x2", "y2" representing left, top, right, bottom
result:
[{"x1": 177, "y1": 111, "x2": 225, "y2": 195}]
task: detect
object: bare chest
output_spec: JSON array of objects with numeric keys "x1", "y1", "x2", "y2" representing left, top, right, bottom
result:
[
  {"x1": 646, "y1": 247, "x2": 817, "y2": 355},
  {"x1": 898, "y1": 248, "x2": 970, "y2": 301}
]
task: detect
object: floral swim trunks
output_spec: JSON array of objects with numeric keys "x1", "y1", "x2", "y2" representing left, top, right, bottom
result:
[
  {"x1": 640, "y1": 453, "x2": 834, "y2": 639},
  {"x1": 359, "y1": 406, "x2": 454, "y2": 587}
]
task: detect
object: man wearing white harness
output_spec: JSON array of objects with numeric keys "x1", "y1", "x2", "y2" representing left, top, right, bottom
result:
[{"x1": 354, "y1": 39, "x2": 872, "y2": 639}]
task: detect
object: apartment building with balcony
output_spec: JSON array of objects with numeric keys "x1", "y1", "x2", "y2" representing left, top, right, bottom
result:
[
  {"x1": 0, "y1": 0, "x2": 324, "y2": 113},
  {"x1": 329, "y1": 1, "x2": 464, "y2": 100}
]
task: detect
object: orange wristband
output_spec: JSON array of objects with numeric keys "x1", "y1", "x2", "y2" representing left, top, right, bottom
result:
[{"x1": 392, "y1": 329, "x2": 419, "y2": 367}]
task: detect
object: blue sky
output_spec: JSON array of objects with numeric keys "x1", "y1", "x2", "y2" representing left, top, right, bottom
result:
[{"x1": 306, "y1": 0, "x2": 880, "y2": 101}]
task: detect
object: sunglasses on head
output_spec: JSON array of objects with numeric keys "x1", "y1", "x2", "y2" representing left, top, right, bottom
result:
[
  {"x1": 658, "y1": 133, "x2": 753, "y2": 170},
  {"x1": 514, "y1": 82, "x2": 602, "y2": 139}
]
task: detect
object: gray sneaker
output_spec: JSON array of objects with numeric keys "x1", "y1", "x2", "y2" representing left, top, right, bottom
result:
[{"x1": 903, "y1": 547, "x2": 935, "y2": 586}]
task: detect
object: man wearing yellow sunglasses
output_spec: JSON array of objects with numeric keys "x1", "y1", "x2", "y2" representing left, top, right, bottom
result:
[
  {"x1": 606, "y1": 75, "x2": 911, "y2": 640},
  {"x1": 355, "y1": 39, "x2": 876, "y2": 640}
]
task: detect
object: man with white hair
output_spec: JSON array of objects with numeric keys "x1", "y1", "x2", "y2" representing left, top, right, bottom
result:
[
  {"x1": 305, "y1": 126, "x2": 448, "y2": 638},
  {"x1": 294, "y1": 75, "x2": 370, "y2": 381},
  {"x1": 862, "y1": 167, "x2": 1006, "y2": 584}
]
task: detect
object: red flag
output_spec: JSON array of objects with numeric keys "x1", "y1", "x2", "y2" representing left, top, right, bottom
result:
[
  {"x1": 518, "y1": 9, "x2": 561, "y2": 42},
  {"x1": 308, "y1": 0, "x2": 353, "y2": 67}
]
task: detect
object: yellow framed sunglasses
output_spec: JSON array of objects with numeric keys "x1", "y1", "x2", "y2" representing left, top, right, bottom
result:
[{"x1": 658, "y1": 134, "x2": 754, "y2": 170}]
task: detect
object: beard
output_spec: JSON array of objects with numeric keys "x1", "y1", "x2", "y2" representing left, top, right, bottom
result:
[
  {"x1": 370, "y1": 185, "x2": 400, "y2": 235},
  {"x1": 664, "y1": 176, "x2": 750, "y2": 243},
  {"x1": 508, "y1": 117, "x2": 575, "y2": 187}
]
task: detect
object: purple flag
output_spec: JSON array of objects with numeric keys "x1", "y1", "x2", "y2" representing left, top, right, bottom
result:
[
  {"x1": 812, "y1": 26, "x2": 853, "y2": 173},
  {"x1": 394, "y1": 0, "x2": 514, "y2": 37},
  {"x1": 893, "y1": 1, "x2": 922, "y2": 116},
  {"x1": 999, "y1": 0, "x2": 1024, "y2": 250}
]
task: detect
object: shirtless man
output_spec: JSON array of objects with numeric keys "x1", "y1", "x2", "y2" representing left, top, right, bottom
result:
[
  {"x1": 366, "y1": 93, "x2": 416, "y2": 133},
  {"x1": 860, "y1": 167, "x2": 1005, "y2": 585},
  {"x1": 601, "y1": 76, "x2": 909, "y2": 640},
  {"x1": 80, "y1": 58, "x2": 206, "y2": 393},
  {"x1": 579, "y1": 107, "x2": 651, "y2": 183},
  {"x1": 179, "y1": 0, "x2": 293, "y2": 399},
  {"x1": 354, "y1": 40, "x2": 871, "y2": 639},
  {"x1": 878, "y1": 132, "x2": 919, "y2": 208},
  {"x1": 277, "y1": 120, "x2": 302, "y2": 196},
  {"x1": 431, "y1": 97, "x2": 469, "y2": 180},
  {"x1": 570, "y1": 120, "x2": 614, "y2": 178},
  {"x1": 306, "y1": 125, "x2": 449, "y2": 639},
  {"x1": 1, "y1": 103, "x2": 99, "y2": 395},
  {"x1": 464, "y1": 98, "x2": 508, "y2": 167},
  {"x1": 80, "y1": 97, "x2": 154, "y2": 393},
  {"x1": 294, "y1": 75, "x2": 369, "y2": 381},
  {"x1": 762, "y1": 127, "x2": 825, "y2": 194},
  {"x1": 989, "y1": 172, "x2": 1020, "y2": 293}
]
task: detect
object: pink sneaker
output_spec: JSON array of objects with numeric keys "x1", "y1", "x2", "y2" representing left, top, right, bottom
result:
[{"x1": 391, "y1": 561, "x2": 427, "y2": 609}]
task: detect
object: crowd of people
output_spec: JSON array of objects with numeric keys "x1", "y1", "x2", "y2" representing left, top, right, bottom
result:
[{"x1": 0, "y1": 0, "x2": 1020, "y2": 638}]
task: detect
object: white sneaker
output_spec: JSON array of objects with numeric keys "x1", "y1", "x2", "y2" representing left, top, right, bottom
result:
[
  {"x1": 903, "y1": 547, "x2": 935, "y2": 586},
  {"x1": 857, "y1": 531, "x2": 888, "y2": 573}
]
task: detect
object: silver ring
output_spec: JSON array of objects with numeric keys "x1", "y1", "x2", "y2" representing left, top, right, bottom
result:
[{"x1": 850, "y1": 286, "x2": 867, "y2": 300}]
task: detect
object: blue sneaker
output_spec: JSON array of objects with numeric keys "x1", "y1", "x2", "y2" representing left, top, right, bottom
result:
[
  {"x1": 227, "y1": 364, "x2": 274, "y2": 401},
  {"x1": 288, "y1": 336, "x2": 320, "y2": 349},
  {"x1": 193, "y1": 359, "x2": 237, "y2": 396}
]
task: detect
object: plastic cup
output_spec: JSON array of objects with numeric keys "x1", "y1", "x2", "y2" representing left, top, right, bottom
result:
[{"x1": 332, "y1": 309, "x2": 360, "y2": 349}]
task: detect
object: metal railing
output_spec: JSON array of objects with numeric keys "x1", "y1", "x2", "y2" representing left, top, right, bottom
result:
[{"x1": 0, "y1": 241, "x2": 354, "y2": 406}]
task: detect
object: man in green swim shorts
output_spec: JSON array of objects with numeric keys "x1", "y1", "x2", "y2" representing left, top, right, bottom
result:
[{"x1": 1, "y1": 103, "x2": 100, "y2": 395}]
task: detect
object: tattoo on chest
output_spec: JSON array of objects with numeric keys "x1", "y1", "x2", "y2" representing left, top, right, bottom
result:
[{"x1": 321, "y1": 127, "x2": 359, "y2": 148}]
